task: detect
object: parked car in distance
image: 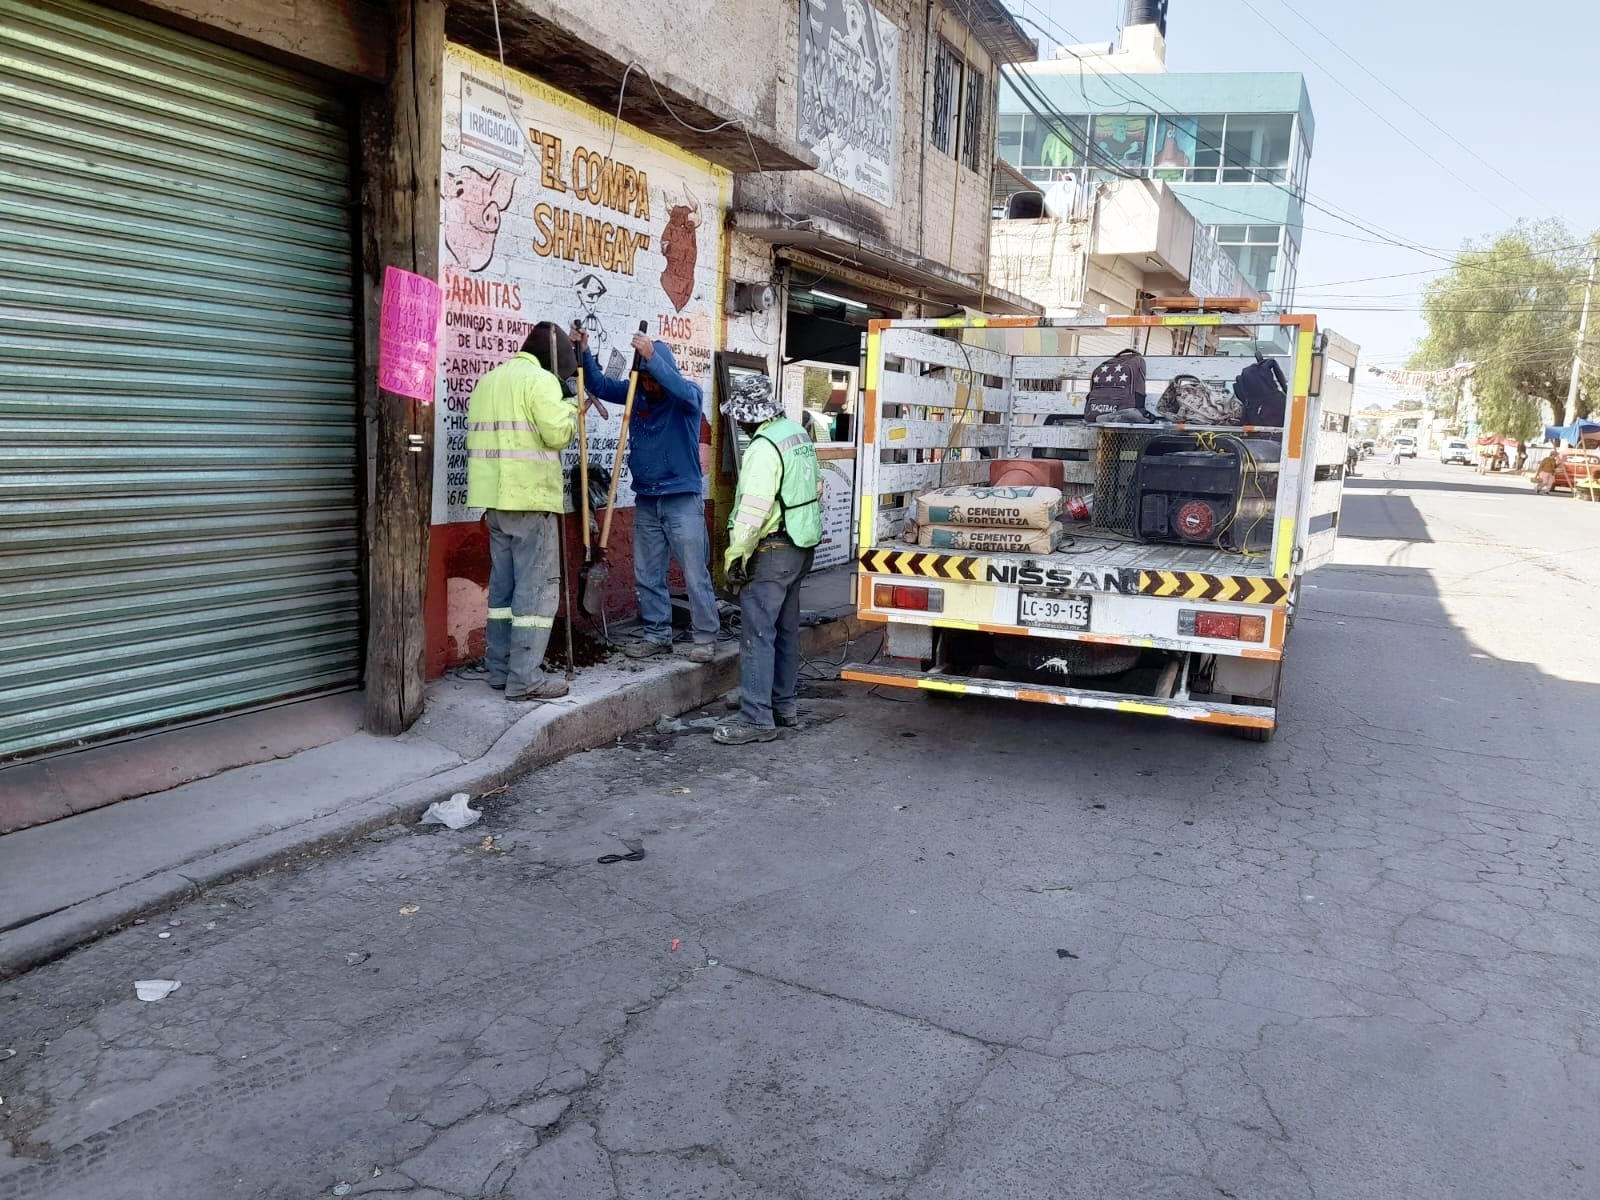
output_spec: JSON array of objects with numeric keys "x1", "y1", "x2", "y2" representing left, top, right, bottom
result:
[
  {"x1": 1394, "y1": 435, "x2": 1418, "y2": 458},
  {"x1": 1440, "y1": 437, "x2": 1472, "y2": 465}
]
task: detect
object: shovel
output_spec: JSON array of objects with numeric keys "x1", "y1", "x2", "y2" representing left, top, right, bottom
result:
[
  {"x1": 550, "y1": 327, "x2": 577, "y2": 680},
  {"x1": 598, "y1": 319, "x2": 650, "y2": 555},
  {"x1": 575, "y1": 362, "x2": 606, "y2": 619}
]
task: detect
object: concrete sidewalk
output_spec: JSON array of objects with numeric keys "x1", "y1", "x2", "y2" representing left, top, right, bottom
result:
[{"x1": 0, "y1": 569, "x2": 869, "y2": 977}]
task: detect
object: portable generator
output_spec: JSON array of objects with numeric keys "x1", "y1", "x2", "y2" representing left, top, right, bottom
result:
[{"x1": 1134, "y1": 434, "x2": 1276, "y2": 551}]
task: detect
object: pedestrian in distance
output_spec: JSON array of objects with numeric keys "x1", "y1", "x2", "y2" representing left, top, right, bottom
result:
[
  {"x1": 714, "y1": 375, "x2": 823, "y2": 746},
  {"x1": 1533, "y1": 448, "x2": 1560, "y2": 495},
  {"x1": 467, "y1": 321, "x2": 581, "y2": 701},
  {"x1": 574, "y1": 326, "x2": 720, "y2": 663}
]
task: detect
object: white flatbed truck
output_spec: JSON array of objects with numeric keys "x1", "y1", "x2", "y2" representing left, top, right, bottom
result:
[{"x1": 841, "y1": 312, "x2": 1358, "y2": 740}]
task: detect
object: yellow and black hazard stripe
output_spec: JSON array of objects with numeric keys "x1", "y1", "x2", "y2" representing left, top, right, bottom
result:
[
  {"x1": 1136, "y1": 570, "x2": 1287, "y2": 605},
  {"x1": 859, "y1": 549, "x2": 982, "y2": 581}
]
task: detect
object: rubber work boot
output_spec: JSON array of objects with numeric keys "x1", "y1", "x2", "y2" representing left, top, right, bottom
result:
[
  {"x1": 623, "y1": 640, "x2": 670, "y2": 660},
  {"x1": 681, "y1": 642, "x2": 715, "y2": 663},
  {"x1": 774, "y1": 711, "x2": 800, "y2": 729},
  {"x1": 713, "y1": 721, "x2": 779, "y2": 746},
  {"x1": 506, "y1": 679, "x2": 570, "y2": 702}
]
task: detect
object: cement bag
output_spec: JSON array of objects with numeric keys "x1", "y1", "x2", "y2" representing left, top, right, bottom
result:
[
  {"x1": 918, "y1": 522, "x2": 1063, "y2": 553},
  {"x1": 915, "y1": 485, "x2": 1061, "y2": 529}
]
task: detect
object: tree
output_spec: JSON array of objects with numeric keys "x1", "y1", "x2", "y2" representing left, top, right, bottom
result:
[{"x1": 1410, "y1": 221, "x2": 1598, "y2": 439}]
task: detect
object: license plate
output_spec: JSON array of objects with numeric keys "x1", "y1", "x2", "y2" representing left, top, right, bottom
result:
[{"x1": 1018, "y1": 592, "x2": 1091, "y2": 629}]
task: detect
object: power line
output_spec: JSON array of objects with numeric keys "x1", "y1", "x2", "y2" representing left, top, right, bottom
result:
[
  {"x1": 1298, "y1": 275, "x2": 1588, "y2": 299},
  {"x1": 995, "y1": 6, "x2": 1599, "y2": 318},
  {"x1": 1310, "y1": 306, "x2": 1593, "y2": 314},
  {"x1": 1234, "y1": 0, "x2": 1516, "y2": 220},
  {"x1": 1003, "y1": 9, "x2": 1438, "y2": 249},
  {"x1": 1264, "y1": 0, "x2": 1540, "y2": 207},
  {"x1": 999, "y1": 8, "x2": 1567, "y2": 269},
  {"x1": 1002, "y1": 19, "x2": 1477, "y2": 265}
]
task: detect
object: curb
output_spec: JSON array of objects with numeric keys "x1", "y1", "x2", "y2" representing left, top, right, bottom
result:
[{"x1": 0, "y1": 615, "x2": 873, "y2": 979}]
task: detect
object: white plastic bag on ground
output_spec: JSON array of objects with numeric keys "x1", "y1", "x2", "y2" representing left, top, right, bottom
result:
[
  {"x1": 419, "y1": 792, "x2": 481, "y2": 830},
  {"x1": 134, "y1": 980, "x2": 181, "y2": 1002}
]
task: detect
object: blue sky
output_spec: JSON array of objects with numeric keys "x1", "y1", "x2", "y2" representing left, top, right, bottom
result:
[{"x1": 1016, "y1": 0, "x2": 1600, "y2": 409}]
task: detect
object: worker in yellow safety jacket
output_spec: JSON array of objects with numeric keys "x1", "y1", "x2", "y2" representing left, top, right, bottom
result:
[
  {"x1": 715, "y1": 374, "x2": 823, "y2": 745},
  {"x1": 466, "y1": 321, "x2": 579, "y2": 701}
]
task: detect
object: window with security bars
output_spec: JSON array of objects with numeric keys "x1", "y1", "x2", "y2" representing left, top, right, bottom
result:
[
  {"x1": 960, "y1": 65, "x2": 987, "y2": 172},
  {"x1": 930, "y1": 38, "x2": 960, "y2": 156}
]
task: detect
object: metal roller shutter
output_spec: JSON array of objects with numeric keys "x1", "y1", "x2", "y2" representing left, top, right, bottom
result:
[{"x1": 0, "y1": 0, "x2": 361, "y2": 760}]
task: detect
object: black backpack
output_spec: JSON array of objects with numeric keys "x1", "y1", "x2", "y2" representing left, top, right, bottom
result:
[
  {"x1": 1084, "y1": 349, "x2": 1147, "y2": 423},
  {"x1": 1234, "y1": 356, "x2": 1289, "y2": 426}
]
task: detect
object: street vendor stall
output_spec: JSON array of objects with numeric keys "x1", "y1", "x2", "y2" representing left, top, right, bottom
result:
[
  {"x1": 1543, "y1": 420, "x2": 1600, "y2": 449},
  {"x1": 1475, "y1": 436, "x2": 1515, "y2": 473}
]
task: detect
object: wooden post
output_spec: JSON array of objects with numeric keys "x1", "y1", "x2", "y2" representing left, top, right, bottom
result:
[{"x1": 360, "y1": 0, "x2": 443, "y2": 734}]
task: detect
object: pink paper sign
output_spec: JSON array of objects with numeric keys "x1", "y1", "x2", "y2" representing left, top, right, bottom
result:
[{"x1": 378, "y1": 266, "x2": 443, "y2": 402}]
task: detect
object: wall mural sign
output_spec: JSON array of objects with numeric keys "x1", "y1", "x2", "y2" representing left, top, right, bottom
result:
[
  {"x1": 378, "y1": 266, "x2": 443, "y2": 402},
  {"x1": 434, "y1": 44, "x2": 728, "y2": 523},
  {"x1": 814, "y1": 456, "x2": 857, "y2": 570},
  {"x1": 798, "y1": 0, "x2": 899, "y2": 207}
]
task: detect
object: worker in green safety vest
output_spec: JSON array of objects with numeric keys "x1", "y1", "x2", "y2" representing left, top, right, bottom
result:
[
  {"x1": 715, "y1": 374, "x2": 823, "y2": 745},
  {"x1": 466, "y1": 321, "x2": 579, "y2": 702}
]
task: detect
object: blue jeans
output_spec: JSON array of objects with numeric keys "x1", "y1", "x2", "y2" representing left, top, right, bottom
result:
[
  {"x1": 738, "y1": 540, "x2": 814, "y2": 727},
  {"x1": 485, "y1": 509, "x2": 559, "y2": 694},
  {"x1": 632, "y1": 492, "x2": 719, "y2": 646}
]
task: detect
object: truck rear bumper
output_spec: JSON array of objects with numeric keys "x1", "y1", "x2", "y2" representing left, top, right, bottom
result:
[{"x1": 841, "y1": 662, "x2": 1275, "y2": 731}]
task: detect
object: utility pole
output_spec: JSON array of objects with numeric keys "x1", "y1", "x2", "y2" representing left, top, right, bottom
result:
[{"x1": 1568, "y1": 242, "x2": 1599, "y2": 418}]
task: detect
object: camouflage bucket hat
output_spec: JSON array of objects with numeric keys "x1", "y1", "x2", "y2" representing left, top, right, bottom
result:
[{"x1": 720, "y1": 373, "x2": 783, "y2": 424}]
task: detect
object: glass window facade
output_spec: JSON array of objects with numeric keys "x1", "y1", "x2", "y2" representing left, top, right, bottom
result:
[
  {"x1": 998, "y1": 112, "x2": 1088, "y2": 181},
  {"x1": 995, "y1": 106, "x2": 1308, "y2": 306},
  {"x1": 1088, "y1": 114, "x2": 1152, "y2": 172},
  {"x1": 1221, "y1": 113, "x2": 1293, "y2": 183},
  {"x1": 1152, "y1": 115, "x2": 1225, "y2": 182},
  {"x1": 998, "y1": 112, "x2": 1306, "y2": 198},
  {"x1": 1210, "y1": 223, "x2": 1298, "y2": 308}
]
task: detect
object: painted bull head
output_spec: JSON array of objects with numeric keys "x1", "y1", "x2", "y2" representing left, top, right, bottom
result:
[
  {"x1": 443, "y1": 166, "x2": 516, "y2": 272},
  {"x1": 658, "y1": 184, "x2": 703, "y2": 312}
]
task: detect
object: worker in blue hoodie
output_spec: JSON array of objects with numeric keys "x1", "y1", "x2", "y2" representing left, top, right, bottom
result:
[{"x1": 574, "y1": 327, "x2": 719, "y2": 661}]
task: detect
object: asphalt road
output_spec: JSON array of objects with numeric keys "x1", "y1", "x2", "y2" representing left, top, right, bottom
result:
[{"x1": 3, "y1": 458, "x2": 1598, "y2": 1200}]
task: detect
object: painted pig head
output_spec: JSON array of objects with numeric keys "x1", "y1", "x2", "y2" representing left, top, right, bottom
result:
[
  {"x1": 658, "y1": 184, "x2": 703, "y2": 312},
  {"x1": 443, "y1": 166, "x2": 516, "y2": 272}
]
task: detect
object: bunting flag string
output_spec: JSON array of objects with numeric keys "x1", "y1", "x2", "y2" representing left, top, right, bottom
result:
[{"x1": 1367, "y1": 363, "x2": 1475, "y2": 389}]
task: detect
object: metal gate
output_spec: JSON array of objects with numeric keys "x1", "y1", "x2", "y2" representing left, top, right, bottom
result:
[{"x1": 0, "y1": 0, "x2": 361, "y2": 759}]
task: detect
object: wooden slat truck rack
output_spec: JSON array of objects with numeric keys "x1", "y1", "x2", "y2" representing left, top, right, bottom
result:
[{"x1": 842, "y1": 313, "x2": 1359, "y2": 741}]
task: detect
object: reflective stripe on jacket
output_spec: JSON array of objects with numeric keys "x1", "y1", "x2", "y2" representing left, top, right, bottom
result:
[
  {"x1": 726, "y1": 416, "x2": 822, "y2": 569},
  {"x1": 466, "y1": 353, "x2": 576, "y2": 512}
]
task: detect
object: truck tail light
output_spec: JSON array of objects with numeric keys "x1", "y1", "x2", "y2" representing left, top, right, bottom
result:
[
  {"x1": 1179, "y1": 610, "x2": 1266, "y2": 642},
  {"x1": 1195, "y1": 612, "x2": 1240, "y2": 640},
  {"x1": 873, "y1": 583, "x2": 944, "y2": 612}
]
